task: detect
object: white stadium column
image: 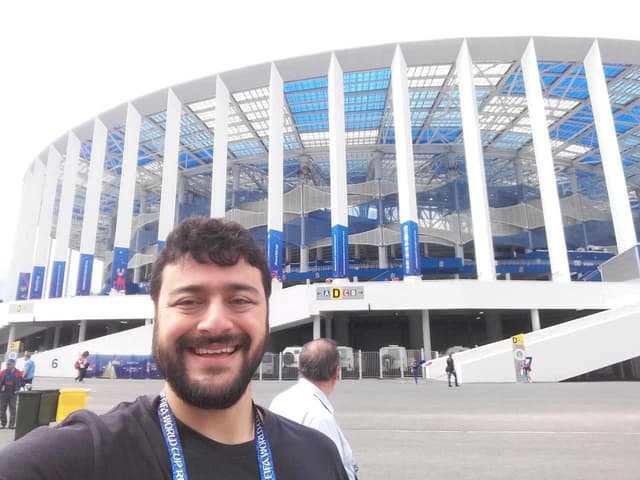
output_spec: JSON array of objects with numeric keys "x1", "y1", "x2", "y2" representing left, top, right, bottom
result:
[
  {"x1": 584, "y1": 40, "x2": 638, "y2": 253},
  {"x1": 78, "y1": 319, "x2": 87, "y2": 343},
  {"x1": 76, "y1": 118, "x2": 107, "y2": 295},
  {"x1": 49, "y1": 132, "x2": 81, "y2": 298},
  {"x1": 30, "y1": 147, "x2": 61, "y2": 299},
  {"x1": 5, "y1": 327, "x2": 16, "y2": 359},
  {"x1": 211, "y1": 76, "x2": 230, "y2": 219},
  {"x1": 267, "y1": 63, "x2": 284, "y2": 285},
  {"x1": 10, "y1": 158, "x2": 45, "y2": 300},
  {"x1": 421, "y1": 310, "x2": 432, "y2": 358},
  {"x1": 111, "y1": 103, "x2": 141, "y2": 293},
  {"x1": 158, "y1": 88, "x2": 182, "y2": 251},
  {"x1": 313, "y1": 315, "x2": 321, "y2": 339},
  {"x1": 521, "y1": 39, "x2": 571, "y2": 283},
  {"x1": 325, "y1": 314, "x2": 333, "y2": 339},
  {"x1": 391, "y1": 45, "x2": 421, "y2": 281},
  {"x1": 456, "y1": 40, "x2": 496, "y2": 281},
  {"x1": 328, "y1": 53, "x2": 350, "y2": 281},
  {"x1": 53, "y1": 326, "x2": 61, "y2": 348},
  {"x1": 530, "y1": 308, "x2": 541, "y2": 331}
]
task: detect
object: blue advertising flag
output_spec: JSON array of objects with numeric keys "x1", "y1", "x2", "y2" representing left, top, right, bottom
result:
[
  {"x1": 331, "y1": 224, "x2": 349, "y2": 278},
  {"x1": 76, "y1": 253, "x2": 94, "y2": 296},
  {"x1": 49, "y1": 261, "x2": 66, "y2": 298},
  {"x1": 111, "y1": 247, "x2": 129, "y2": 292},
  {"x1": 16, "y1": 272, "x2": 30, "y2": 300},
  {"x1": 29, "y1": 266, "x2": 46, "y2": 299},
  {"x1": 267, "y1": 229, "x2": 283, "y2": 281},
  {"x1": 401, "y1": 220, "x2": 421, "y2": 277}
]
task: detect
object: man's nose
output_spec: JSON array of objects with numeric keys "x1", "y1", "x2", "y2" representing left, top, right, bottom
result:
[{"x1": 196, "y1": 300, "x2": 234, "y2": 333}]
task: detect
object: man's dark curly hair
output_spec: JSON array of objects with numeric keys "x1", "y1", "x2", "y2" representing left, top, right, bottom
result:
[{"x1": 149, "y1": 216, "x2": 271, "y2": 305}]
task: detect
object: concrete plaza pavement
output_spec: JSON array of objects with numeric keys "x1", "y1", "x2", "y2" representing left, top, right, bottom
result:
[{"x1": 1, "y1": 377, "x2": 638, "y2": 479}]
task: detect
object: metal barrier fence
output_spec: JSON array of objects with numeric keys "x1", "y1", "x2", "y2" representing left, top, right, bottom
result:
[
  {"x1": 34, "y1": 350, "x2": 440, "y2": 381},
  {"x1": 252, "y1": 349, "x2": 439, "y2": 381}
]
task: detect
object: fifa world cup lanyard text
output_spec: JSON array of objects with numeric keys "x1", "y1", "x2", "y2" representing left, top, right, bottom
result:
[{"x1": 157, "y1": 393, "x2": 277, "y2": 480}]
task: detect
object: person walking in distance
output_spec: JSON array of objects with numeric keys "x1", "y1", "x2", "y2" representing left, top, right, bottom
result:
[
  {"x1": 75, "y1": 351, "x2": 90, "y2": 382},
  {"x1": 446, "y1": 353, "x2": 460, "y2": 387},
  {"x1": 0, "y1": 359, "x2": 23, "y2": 429},
  {"x1": 0, "y1": 217, "x2": 348, "y2": 480},
  {"x1": 22, "y1": 352, "x2": 35, "y2": 391},
  {"x1": 270, "y1": 339, "x2": 359, "y2": 480}
]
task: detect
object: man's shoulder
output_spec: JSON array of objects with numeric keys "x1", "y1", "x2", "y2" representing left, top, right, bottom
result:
[{"x1": 0, "y1": 395, "x2": 161, "y2": 479}]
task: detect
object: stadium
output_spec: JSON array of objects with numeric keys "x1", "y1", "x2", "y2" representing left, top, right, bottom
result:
[{"x1": 1, "y1": 36, "x2": 639, "y2": 383}]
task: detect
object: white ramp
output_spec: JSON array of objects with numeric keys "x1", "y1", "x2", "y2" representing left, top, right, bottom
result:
[
  {"x1": 425, "y1": 302, "x2": 640, "y2": 383},
  {"x1": 13, "y1": 324, "x2": 153, "y2": 378}
]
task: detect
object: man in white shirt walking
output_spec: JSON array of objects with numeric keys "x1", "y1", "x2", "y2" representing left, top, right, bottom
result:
[{"x1": 269, "y1": 339, "x2": 358, "y2": 479}]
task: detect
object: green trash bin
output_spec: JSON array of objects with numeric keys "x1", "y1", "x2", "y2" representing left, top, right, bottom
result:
[
  {"x1": 15, "y1": 389, "x2": 59, "y2": 441},
  {"x1": 38, "y1": 390, "x2": 60, "y2": 425}
]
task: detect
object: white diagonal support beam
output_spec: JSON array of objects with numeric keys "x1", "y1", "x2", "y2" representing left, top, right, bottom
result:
[
  {"x1": 456, "y1": 40, "x2": 496, "y2": 281},
  {"x1": 158, "y1": 88, "x2": 182, "y2": 249},
  {"x1": 329, "y1": 53, "x2": 349, "y2": 280},
  {"x1": 267, "y1": 63, "x2": 284, "y2": 284},
  {"x1": 521, "y1": 38, "x2": 571, "y2": 283},
  {"x1": 211, "y1": 76, "x2": 230, "y2": 219},
  {"x1": 391, "y1": 45, "x2": 421, "y2": 280},
  {"x1": 584, "y1": 40, "x2": 638, "y2": 253}
]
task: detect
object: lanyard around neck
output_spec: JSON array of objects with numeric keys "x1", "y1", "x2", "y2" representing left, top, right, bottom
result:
[{"x1": 157, "y1": 392, "x2": 277, "y2": 480}]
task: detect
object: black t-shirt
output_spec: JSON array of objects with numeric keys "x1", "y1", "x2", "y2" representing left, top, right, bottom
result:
[{"x1": 0, "y1": 395, "x2": 348, "y2": 480}]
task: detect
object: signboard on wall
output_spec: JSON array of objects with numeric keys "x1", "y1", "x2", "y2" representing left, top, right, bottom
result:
[{"x1": 316, "y1": 286, "x2": 365, "y2": 300}]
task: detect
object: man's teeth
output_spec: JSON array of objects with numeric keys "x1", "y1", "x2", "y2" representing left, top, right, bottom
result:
[{"x1": 194, "y1": 346, "x2": 236, "y2": 355}]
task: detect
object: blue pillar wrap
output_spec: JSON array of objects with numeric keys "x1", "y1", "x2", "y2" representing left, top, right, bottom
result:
[
  {"x1": 111, "y1": 247, "x2": 130, "y2": 292},
  {"x1": 401, "y1": 220, "x2": 421, "y2": 277},
  {"x1": 49, "y1": 261, "x2": 66, "y2": 298},
  {"x1": 157, "y1": 240, "x2": 166, "y2": 252},
  {"x1": 76, "y1": 253, "x2": 94, "y2": 296},
  {"x1": 16, "y1": 272, "x2": 31, "y2": 300},
  {"x1": 331, "y1": 224, "x2": 349, "y2": 279},
  {"x1": 29, "y1": 266, "x2": 46, "y2": 299},
  {"x1": 267, "y1": 229, "x2": 283, "y2": 281}
]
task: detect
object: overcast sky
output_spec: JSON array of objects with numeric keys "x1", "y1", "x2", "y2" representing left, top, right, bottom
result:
[{"x1": 0, "y1": 0, "x2": 638, "y2": 299}]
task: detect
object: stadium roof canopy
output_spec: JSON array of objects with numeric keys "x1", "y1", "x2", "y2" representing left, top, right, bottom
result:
[{"x1": 40, "y1": 37, "x2": 640, "y2": 255}]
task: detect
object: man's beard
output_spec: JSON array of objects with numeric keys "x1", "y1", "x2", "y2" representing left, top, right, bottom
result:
[{"x1": 152, "y1": 326, "x2": 267, "y2": 409}]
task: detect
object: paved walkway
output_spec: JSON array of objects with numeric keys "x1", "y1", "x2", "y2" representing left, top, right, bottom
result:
[{"x1": 1, "y1": 377, "x2": 638, "y2": 479}]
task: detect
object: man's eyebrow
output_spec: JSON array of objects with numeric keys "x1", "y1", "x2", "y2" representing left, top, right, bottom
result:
[
  {"x1": 224, "y1": 283, "x2": 262, "y2": 295},
  {"x1": 166, "y1": 283, "x2": 262, "y2": 296},
  {"x1": 167, "y1": 285, "x2": 205, "y2": 297}
]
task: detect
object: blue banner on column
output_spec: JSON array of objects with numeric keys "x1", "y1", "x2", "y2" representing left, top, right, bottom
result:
[
  {"x1": 157, "y1": 240, "x2": 165, "y2": 252},
  {"x1": 29, "y1": 266, "x2": 46, "y2": 299},
  {"x1": 332, "y1": 224, "x2": 349, "y2": 279},
  {"x1": 267, "y1": 229, "x2": 283, "y2": 281},
  {"x1": 76, "y1": 253, "x2": 94, "y2": 296},
  {"x1": 111, "y1": 247, "x2": 129, "y2": 293},
  {"x1": 49, "y1": 261, "x2": 66, "y2": 298},
  {"x1": 401, "y1": 220, "x2": 421, "y2": 277},
  {"x1": 16, "y1": 272, "x2": 30, "y2": 300}
]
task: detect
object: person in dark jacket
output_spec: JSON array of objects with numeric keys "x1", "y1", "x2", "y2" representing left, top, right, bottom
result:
[
  {"x1": 0, "y1": 358, "x2": 23, "y2": 429},
  {"x1": 445, "y1": 353, "x2": 460, "y2": 387}
]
